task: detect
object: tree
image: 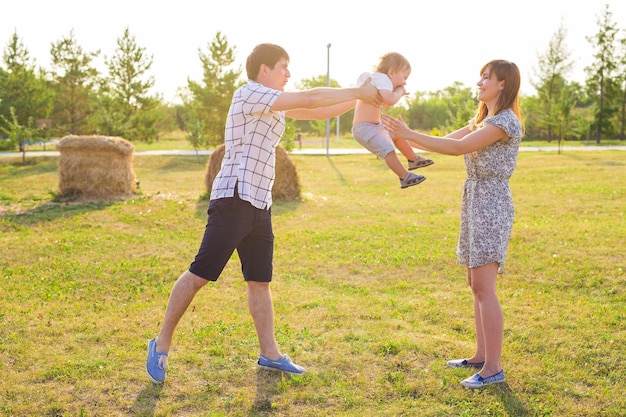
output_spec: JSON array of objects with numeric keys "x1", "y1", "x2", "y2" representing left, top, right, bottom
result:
[
  {"x1": 0, "y1": 106, "x2": 38, "y2": 164},
  {"x1": 568, "y1": 82, "x2": 596, "y2": 142},
  {"x1": 520, "y1": 94, "x2": 542, "y2": 139},
  {"x1": 185, "y1": 118, "x2": 207, "y2": 162},
  {"x1": 440, "y1": 82, "x2": 477, "y2": 131},
  {"x1": 554, "y1": 82, "x2": 587, "y2": 153},
  {"x1": 49, "y1": 29, "x2": 100, "y2": 136},
  {"x1": 0, "y1": 31, "x2": 52, "y2": 139},
  {"x1": 616, "y1": 29, "x2": 626, "y2": 140},
  {"x1": 404, "y1": 83, "x2": 476, "y2": 135},
  {"x1": 532, "y1": 22, "x2": 574, "y2": 142},
  {"x1": 183, "y1": 32, "x2": 242, "y2": 148},
  {"x1": 96, "y1": 27, "x2": 160, "y2": 142},
  {"x1": 585, "y1": 4, "x2": 620, "y2": 143},
  {"x1": 153, "y1": 102, "x2": 180, "y2": 135},
  {"x1": 294, "y1": 75, "x2": 347, "y2": 141}
]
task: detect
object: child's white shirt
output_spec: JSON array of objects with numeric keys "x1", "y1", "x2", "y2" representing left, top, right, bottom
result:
[{"x1": 356, "y1": 72, "x2": 393, "y2": 91}]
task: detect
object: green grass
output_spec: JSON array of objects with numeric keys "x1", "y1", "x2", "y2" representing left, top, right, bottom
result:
[
  {"x1": 0, "y1": 150, "x2": 624, "y2": 416},
  {"x1": 17, "y1": 130, "x2": 626, "y2": 154}
]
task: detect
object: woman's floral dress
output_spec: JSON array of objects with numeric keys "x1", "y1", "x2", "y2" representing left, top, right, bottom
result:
[{"x1": 456, "y1": 108, "x2": 523, "y2": 273}]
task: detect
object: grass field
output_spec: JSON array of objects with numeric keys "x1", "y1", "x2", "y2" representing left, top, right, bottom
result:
[
  {"x1": 14, "y1": 130, "x2": 626, "y2": 154},
  {"x1": 0, "y1": 149, "x2": 624, "y2": 416}
]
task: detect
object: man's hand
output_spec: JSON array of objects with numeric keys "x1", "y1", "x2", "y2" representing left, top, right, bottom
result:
[{"x1": 357, "y1": 77, "x2": 383, "y2": 106}]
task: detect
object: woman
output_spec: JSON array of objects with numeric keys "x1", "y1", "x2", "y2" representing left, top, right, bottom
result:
[{"x1": 381, "y1": 59, "x2": 523, "y2": 388}]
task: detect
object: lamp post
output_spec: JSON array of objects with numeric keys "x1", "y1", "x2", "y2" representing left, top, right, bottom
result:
[{"x1": 325, "y1": 43, "x2": 331, "y2": 156}]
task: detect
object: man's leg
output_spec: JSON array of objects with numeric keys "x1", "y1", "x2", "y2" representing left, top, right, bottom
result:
[
  {"x1": 248, "y1": 280, "x2": 306, "y2": 374},
  {"x1": 156, "y1": 270, "x2": 208, "y2": 353},
  {"x1": 246, "y1": 280, "x2": 280, "y2": 359},
  {"x1": 147, "y1": 270, "x2": 208, "y2": 383}
]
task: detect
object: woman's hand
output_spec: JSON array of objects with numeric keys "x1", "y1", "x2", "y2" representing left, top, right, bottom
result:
[{"x1": 381, "y1": 114, "x2": 411, "y2": 139}]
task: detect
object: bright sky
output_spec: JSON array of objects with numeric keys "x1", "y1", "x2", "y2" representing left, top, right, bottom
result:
[{"x1": 2, "y1": 1, "x2": 625, "y2": 104}]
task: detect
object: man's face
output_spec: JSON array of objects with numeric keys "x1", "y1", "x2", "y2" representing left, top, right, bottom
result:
[{"x1": 260, "y1": 58, "x2": 290, "y2": 91}]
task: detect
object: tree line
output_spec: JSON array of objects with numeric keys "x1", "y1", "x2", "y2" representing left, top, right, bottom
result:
[{"x1": 0, "y1": 4, "x2": 624, "y2": 158}]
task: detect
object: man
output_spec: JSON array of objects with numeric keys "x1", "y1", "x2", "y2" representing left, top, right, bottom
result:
[{"x1": 146, "y1": 43, "x2": 381, "y2": 383}]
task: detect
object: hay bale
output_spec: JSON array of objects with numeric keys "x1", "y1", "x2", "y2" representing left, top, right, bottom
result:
[
  {"x1": 205, "y1": 144, "x2": 300, "y2": 201},
  {"x1": 56, "y1": 135, "x2": 137, "y2": 200}
]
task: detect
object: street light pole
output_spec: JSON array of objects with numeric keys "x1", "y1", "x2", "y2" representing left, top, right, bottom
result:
[{"x1": 325, "y1": 43, "x2": 331, "y2": 157}]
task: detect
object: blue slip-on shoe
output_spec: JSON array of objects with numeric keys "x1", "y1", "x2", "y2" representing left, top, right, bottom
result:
[
  {"x1": 146, "y1": 338, "x2": 168, "y2": 383},
  {"x1": 446, "y1": 358, "x2": 485, "y2": 369},
  {"x1": 257, "y1": 354, "x2": 306, "y2": 375},
  {"x1": 460, "y1": 370, "x2": 505, "y2": 388}
]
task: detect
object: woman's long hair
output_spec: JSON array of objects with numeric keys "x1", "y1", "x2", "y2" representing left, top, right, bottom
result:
[{"x1": 474, "y1": 60, "x2": 523, "y2": 130}]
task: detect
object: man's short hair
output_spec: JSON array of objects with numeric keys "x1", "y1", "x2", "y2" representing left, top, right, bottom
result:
[{"x1": 246, "y1": 44, "x2": 290, "y2": 80}]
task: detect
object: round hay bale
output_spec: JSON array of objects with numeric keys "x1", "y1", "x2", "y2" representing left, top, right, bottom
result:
[
  {"x1": 56, "y1": 135, "x2": 137, "y2": 201},
  {"x1": 205, "y1": 144, "x2": 300, "y2": 201}
]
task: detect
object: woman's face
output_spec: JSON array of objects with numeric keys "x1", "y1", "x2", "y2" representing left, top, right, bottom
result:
[
  {"x1": 476, "y1": 66, "x2": 504, "y2": 104},
  {"x1": 476, "y1": 67, "x2": 504, "y2": 103}
]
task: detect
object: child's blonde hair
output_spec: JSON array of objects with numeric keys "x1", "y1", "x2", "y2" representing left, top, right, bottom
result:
[{"x1": 375, "y1": 52, "x2": 411, "y2": 75}]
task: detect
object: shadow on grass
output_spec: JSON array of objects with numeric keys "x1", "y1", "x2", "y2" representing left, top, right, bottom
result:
[
  {"x1": 250, "y1": 368, "x2": 289, "y2": 415},
  {"x1": 153, "y1": 155, "x2": 207, "y2": 173},
  {"x1": 492, "y1": 382, "x2": 530, "y2": 416},
  {"x1": 193, "y1": 198, "x2": 210, "y2": 220},
  {"x1": 0, "y1": 156, "x2": 58, "y2": 179},
  {"x1": 131, "y1": 383, "x2": 164, "y2": 416},
  {"x1": 1, "y1": 200, "x2": 114, "y2": 226},
  {"x1": 558, "y1": 152, "x2": 626, "y2": 165},
  {"x1": 325, "y1": 155, "x2": 348, "y2": 185}
]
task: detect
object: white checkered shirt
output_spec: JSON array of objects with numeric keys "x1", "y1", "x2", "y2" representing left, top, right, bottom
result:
[{"x1": 210, "y1": 81, "x2": 284, "y2": 209}]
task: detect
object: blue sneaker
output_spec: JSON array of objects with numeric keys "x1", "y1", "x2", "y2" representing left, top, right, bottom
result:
[
  {"x1": 257, "y1": 354, "x2": 306, "y2": 374},
  {"x1": 146, "y1": 338, "x2": 168, "y2": 383},
  {"x1": 460, "y1": 370, "x2": 505, "y2": 388}
]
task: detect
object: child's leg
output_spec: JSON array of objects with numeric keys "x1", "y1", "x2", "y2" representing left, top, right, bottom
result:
[
  {"x1": 392, "y1": 137, "x2": 417, "y2": 161},
  {"x1": 384, "y1": 151, "x2": 409, "y2": 179},
  {"x1": 393, "y1": 137, "x2": 435, "y2": 170}
]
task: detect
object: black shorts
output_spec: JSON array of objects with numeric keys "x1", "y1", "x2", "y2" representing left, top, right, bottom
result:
[{"x1": 188, "y1": 191, "x2": 273, "y2": 282}]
